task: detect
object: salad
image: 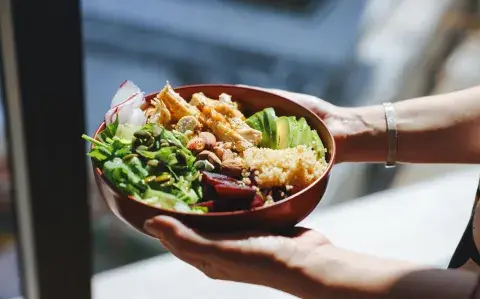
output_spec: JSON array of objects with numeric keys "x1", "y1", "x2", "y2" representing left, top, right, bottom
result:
[{"x1": 83, "y1": 81, "x2": 328, "y2": 213}]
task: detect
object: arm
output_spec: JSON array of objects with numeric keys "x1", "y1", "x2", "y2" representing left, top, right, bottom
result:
[
  {"x1": 340, "y1": 85, "x2": 480, "y2": 163},
  {"x1": 281, "y1": 245, "x2": 480, "y2": 299},
  {"x1": 146, "y1": 216, "x2": 480, "y2": 299}
]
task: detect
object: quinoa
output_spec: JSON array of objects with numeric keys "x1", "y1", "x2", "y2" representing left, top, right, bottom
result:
[{"x1": 242, "y1": 145, "x2": 327, "y2": 188}]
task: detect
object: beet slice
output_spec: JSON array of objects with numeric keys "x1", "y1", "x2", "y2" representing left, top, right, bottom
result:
[
  {"x1": 214, "y1": 184, "x2": 256, "y2": 199},
  {"x1": 214, "y1": 198, "x2": 251, "y2": 212},
  {"x1": 202, "y1": 184, "x2": 219, "y2": 202},
  {"x1": 202, "y1": 171, "x2": 238, "y2": 186},
  {"x1": 250, "y1": 194, "x2": 265, "y2": 209}
]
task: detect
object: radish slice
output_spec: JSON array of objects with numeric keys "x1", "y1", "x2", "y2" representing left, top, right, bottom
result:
[
  {"x1": 110, "y1": 80, "x2": 141, "y2": 108},
  {"x1": 104, "y1": 81, "x2": 147, "y2": 125},
  {"x1": 128, "y1": 108, "x2": 147, "y2": 126}
]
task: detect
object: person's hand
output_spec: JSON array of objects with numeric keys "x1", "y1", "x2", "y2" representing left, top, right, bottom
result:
[
  {"x1": 238, "y1": 85, "x2": 363, "y2": 163},
  {"x1": 144, "y1": 216, "x2": 331, "y2": 296}
]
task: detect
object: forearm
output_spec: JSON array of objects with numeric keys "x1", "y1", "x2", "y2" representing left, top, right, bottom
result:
[
  {"x1": 283, "y1": 245, "x2": 479, "y2": 299},
  {"x1": 340, "y1": 86, "x2": 480, "y2": 163}
]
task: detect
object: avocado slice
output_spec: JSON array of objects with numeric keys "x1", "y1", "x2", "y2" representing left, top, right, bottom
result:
[
  {"x1": 311, "y1": 130, "x2": 325, "y2": 159},
  {"x1": 287, "y1": 117, "x2": 299, "y2": 147},
  {"x1": 246, "y1": 112, "x2": 268, "y2": 147},
  {"x1": 297, "y1": 118, "x2": 312, "y2": 146},
  {"x1": 276, "y1": 116, "x2": 291, "y2": 149},
  {"x1": 262, "y1": 108, "x2": 278, "y2": 149},
  {"x1": 246, "y1": 112, "x2": 264, "y2": 132}
]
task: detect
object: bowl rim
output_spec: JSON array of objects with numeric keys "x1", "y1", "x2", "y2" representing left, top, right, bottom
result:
[{"x1": 92, "y1": 84, "x2": 336, "y2": 217}]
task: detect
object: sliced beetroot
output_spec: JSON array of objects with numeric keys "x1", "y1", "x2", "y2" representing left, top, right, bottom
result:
[
  {"x1": 202, "y1": 184, "x2": 219, "y2": 202},
  {"x1": 214, "y1": 184, "x2": 256, "y2": 199},
  {"x1": 214, "y1": 198, "x2": 251, "y2": 212},
  {"x1": 202, "y1": 171, "x2": 238, "y2": 186},
  {"x1": 250, "y1": 194, "x2": 265, "y2": 209}
]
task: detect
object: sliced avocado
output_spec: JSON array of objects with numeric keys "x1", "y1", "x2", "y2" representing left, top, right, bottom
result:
[
  {"x1": 297, "y1": 118, "x2": 312, "y2": 146},
  {"x1": 276, "y1": 116, "x2": 291, "y2": 149},
  {"x1": 246, "y1": 112, "x2": 264, "y2": 132},
  {"x1": 246, "y1": 112, "x2": 268, "y2": 147},
  {"x1": 287, "y1": 117, "x2": 299, "y2": 147},
  {"x1": 311, "y1": 130, "x2": 325, "y2": 159},
  {"x1": 262, "y1": 108, "x2": 278, "y2": 149}
]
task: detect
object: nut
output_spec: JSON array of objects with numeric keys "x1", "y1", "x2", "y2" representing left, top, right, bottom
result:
[
  {"x1": 198, "y1": 132, "x2": 216, "y2": 150},
  {"x1": 220, "y1": 158, "x2": 245, "y2": 178},
  {"x1": 197, "y1": 150, "x2": 221, "y2": 169},
  {"x1": 221, "y1": 149, "x2": 235, "y2": 161},
  {"x1": 213, "y1": 146, "x2": 224, "y2": 160},
  {"x1": 187, "y1": 137, "x2": 205, "y2": 153}
]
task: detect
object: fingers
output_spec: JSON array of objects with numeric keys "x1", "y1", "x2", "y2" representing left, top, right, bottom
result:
[
  {"x1": 236, "y1": 84, "x2": 317, "y2": 101},
  {"x1": 145, "y1": 216, "x2": 228, "y2": 279},
  {"x1": 144, "y1": 216, "x2": 212, "y2": 254},
  {"x1": 236, "y1": 84, "x2": 334, "y2": 118}
]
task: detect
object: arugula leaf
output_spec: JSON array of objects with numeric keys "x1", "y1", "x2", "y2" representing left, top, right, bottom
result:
[
  {"x1": 102, "y1": 158, "x2": 147, "y2": 195},
  {"x1": 172, "y1": 130, "x2": 189, "y2": 146},
  {"x1": 125, "y1": 156, "x2": 149, "y2": 178},
  {"x1": 161, "y1": 129, "x2": 184, "y2": 148},
  {"x1": 87, "y1": 149, "x2": 109, "y2": 162},
  {"x1": 82, "y1": 134, "x2": 109, "y2": 149},
  {"x1": 99, "y1": 115, "x2": 119, "y2": 142}
]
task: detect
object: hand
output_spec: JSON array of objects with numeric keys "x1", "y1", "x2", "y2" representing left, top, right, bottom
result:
[
  {"x1": 144, "y1": 216, "x2": 331, "y2": 296},
  {"x1": 238, "y1": 86, "x2": 363, "y2": 163}
]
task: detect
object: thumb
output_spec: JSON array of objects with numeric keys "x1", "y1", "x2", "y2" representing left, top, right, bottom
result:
[{"x1": 144, "y1": 216, "x2": 211, "y2": 251}]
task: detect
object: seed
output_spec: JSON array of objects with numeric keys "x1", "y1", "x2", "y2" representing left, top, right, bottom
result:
[
  {"x1": 122, "y1": 153, "x2": 138, "y2": 161},
  {"x1": 160, "y1": 179, "x2": 174, "y2": 187},
  {"x1": 136, "y1": 145, "x2": 148, "y2": 152},
  {"x1": 147, "y1": 159, "x2": 159, "y2": 167},
  {"x1": 134, "y1": 131, "x2": 151, "y2": 138},
  {"x1": 203, "y1": 160, "x2": 215, "y2": 171},
  {"x1": 144, "y1": 176, "x2": 156, "y2": 183},
  {"x1": 156, "y1": 173, "x2": 172, "y2": 182},
  {"x1": 194, "y1": 160, "x2": 206, "y2": 170}
]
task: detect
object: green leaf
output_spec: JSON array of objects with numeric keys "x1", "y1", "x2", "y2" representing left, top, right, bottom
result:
[
  {"x1": 155, "y1": 147, "x2": 175, "y2": 164},
  {"x1": 125, "y1": 156, "x2": 149, "y2": 178},
  {"x1": 82, "y1": 134, "x2": 109, "y2": 149},
  {"x1": 161, "y1": 129, "x2": 184, "y2": 148},
  {"x1": 99, "y1": 115, "x2": 119, "y2": 142},
  {"x1": 172, "y1": 130, "x2": 189, "y2": 146},
  {"x1": 87, "y1": 149, "x2": 108, "y2": 162},
  {"x1": 191, "y1": 206, "x2": 208, "y2": 213},
  {"x1": 114, "y1": 147, "x2": 132, "y2": 158}
]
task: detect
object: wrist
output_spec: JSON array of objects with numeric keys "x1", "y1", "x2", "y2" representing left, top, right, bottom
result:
[
  {"x1": 286, "y1": 244, "x2": 430, "y2": 299},
  {"x1": 332, "y1": 105, "x2": 388, "y2": 163}
]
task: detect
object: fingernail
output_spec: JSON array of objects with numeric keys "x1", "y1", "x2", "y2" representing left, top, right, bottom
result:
[{"x1": 144, "y1": 219, "x2": 162, "y2": 238}]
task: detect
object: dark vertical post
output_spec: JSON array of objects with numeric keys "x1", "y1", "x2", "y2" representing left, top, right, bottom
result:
[{"x1": 0, "y1": 0, "x2": 91, "y2": 299}]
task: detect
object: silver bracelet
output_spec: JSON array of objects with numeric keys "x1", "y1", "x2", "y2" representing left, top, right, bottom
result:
[{"x1": 382, "y1": 102, "x2": 397, "y2": 168}]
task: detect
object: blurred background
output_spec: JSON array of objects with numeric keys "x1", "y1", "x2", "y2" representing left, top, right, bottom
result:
[{"x1": 1, "y1": 0, "x2": 480, "y2": 298}]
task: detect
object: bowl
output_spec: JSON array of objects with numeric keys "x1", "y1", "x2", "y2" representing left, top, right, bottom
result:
[{"x1": 91, "y1": 84, "x2": 336, "y2": 235}]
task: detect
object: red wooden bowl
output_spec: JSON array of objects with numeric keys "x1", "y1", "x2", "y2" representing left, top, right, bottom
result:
[{"x1": 91, "y1": 84, "x2": 336, "y2": 235}]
